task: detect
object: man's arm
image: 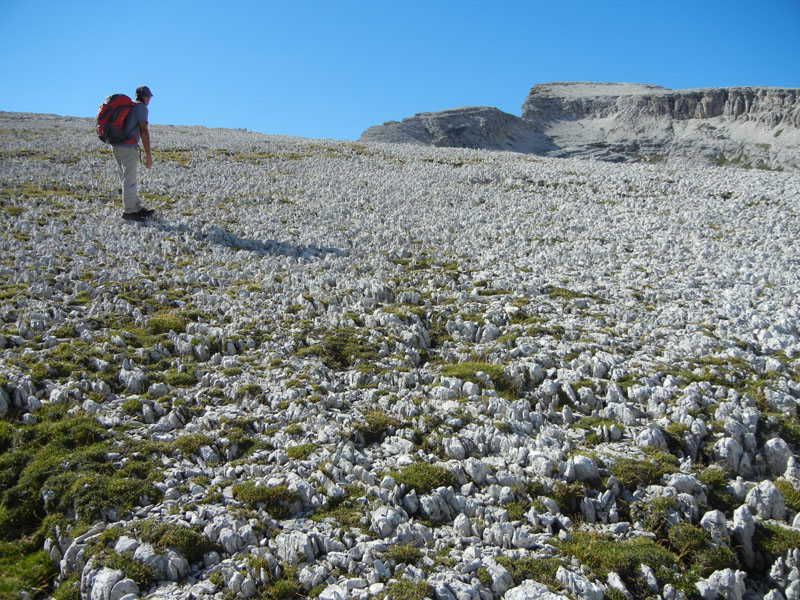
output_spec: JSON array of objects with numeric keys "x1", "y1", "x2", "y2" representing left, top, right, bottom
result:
[{"x1": 139, "y1": 122, "x2": 153, "y2": 168}]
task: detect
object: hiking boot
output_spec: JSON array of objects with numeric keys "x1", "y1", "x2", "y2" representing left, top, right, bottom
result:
[{"x1": 122, "y1": 208, "x2": 156, "y2": 221}]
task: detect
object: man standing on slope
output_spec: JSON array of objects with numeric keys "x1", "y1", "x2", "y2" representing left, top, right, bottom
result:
[{"x1": 113, "y1": 86, "x2": 155, "y2": 221}]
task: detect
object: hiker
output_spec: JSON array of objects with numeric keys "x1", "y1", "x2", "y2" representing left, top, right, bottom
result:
[{"x1": 112, "y1": 86, "x2": 155, "y2": 221}]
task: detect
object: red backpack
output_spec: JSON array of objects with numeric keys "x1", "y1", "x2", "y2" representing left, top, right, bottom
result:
[{"x1": 96, "y1": 94, "x2": 137, "y2": 144}]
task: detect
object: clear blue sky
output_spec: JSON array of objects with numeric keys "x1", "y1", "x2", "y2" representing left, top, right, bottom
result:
[{"x1": 1, "y1": 0, "x2": 798, "y2": 141}]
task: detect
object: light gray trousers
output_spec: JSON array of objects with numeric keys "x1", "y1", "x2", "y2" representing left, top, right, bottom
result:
[{"x1": 112, "y1": 145, "x2": 142, "y2": 213}]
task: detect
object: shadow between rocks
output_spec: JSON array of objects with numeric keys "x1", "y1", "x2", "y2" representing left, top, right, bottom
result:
[{"x1": 145, "y1": 218, "x2": 345, "y2": 259}]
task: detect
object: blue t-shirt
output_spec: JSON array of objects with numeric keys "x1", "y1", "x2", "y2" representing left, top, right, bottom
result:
[{"x1": 114, "y1": 103, "x2": 148, "y2": 146}]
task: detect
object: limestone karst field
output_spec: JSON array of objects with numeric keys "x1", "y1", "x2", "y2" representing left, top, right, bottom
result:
[{"x1": 1, "y1": 111, "x2": 799, "y2": 600}]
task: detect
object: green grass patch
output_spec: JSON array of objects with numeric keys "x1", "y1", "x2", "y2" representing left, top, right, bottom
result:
[
  {"x1": 310, "y1": 484, "x2": 363, "y2": 530},
  {"x1": 231, "y1": 483, "x2": 299, "y2": 519},
  {"x1": 775, "y1": 480, "x2": 800, "y2": 512},
  {"x1": 164, "y1": 369, "x2": 195, "y2": 387},
  {"x1": 0, "y1": 549, "x2": 57, "y2": 600},
  {"x1": 286, "y1": 443, "x2": 317, "y2": 461},
  {"x1": 353, "y1": 410, "x2": 401, "y2": 444},
  {"x1": 666, "y1": 523, "x2": 736, "y2": 575},
  {"x1": 630, "y1": 496, "x2": 676, "y2": 538},
  {"x1": 556, "y1": 531, "x2": 679, "y2": 598},
  {"x1": 385, "y1": 543, "x2": 422, "y2": 564},
  {"x1": 130, "y1": 519, "x2": 217, "y2": 564},
  {"x1": 571, "y1": 416, "x2": 623, "y2": 446},
  {"x1": 174, "y1": 434, "x2": 214, "y2": 456},
  {"x1": 152, "y1": 148, "x2": 192, "y2": 168},
  {"x1": 148, "y1": 312, "x2": 188, "y2": 334},
  {"x1": 495, "y1": 554, "x2": 562, "y2": 589},
  {"x1": 755, "y1": 521, "x2": 800, "y2": 558},
  {"x1": 296, "y1": 326, "x2": 381, "y2": 370},
  {"x1": 440, "y1": 361, "x2": 520, "y2": 400},
  {"x1": 0, "y1": 406, "x2": 160, "y2": 540},
  {"x1": 695, "y1": 466, "x2": 737, "y2": 514},
  {"x1": 545, "y1": 285, "x2": 600, "y2": 302},
  {"x1": 382, "y1": 580, "x2": 433, "y2": 600},
  {"x1": 609, "y1": 451, "x2": 678, "y2": 489},
  {"x1": 393, "y1": 463, "x2": 456, "y2": 495}
]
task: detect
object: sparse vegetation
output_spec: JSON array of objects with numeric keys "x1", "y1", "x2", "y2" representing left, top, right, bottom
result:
[
  {"x1": 393, "y1": 463, "x2": 456, "y2": 495},
  {"x1": 232, "y1": 483, "x2": 300, "y2": 519},
  {"x1": 2, "y1": 111, "x2": 798, "y2": 600}
]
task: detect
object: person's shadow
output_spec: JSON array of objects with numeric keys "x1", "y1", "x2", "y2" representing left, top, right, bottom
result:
[{"x1": 148, "y1": 218, "x2": 344, "y2": 259}]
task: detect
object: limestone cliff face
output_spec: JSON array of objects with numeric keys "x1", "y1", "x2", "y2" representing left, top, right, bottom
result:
[
  {"x1": 359, "y1": 82, "x2": 800, "y2": 172},
  {"x1": 523, "y1": 83, "x2": 800, "y2": 129}
]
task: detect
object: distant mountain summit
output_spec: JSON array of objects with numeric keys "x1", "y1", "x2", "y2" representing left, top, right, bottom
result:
[{"x1": 359, "y1": 82, "x2": 800, "y2": 171}]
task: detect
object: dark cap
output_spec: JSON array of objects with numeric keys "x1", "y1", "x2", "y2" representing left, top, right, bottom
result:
[{"x1": 135, "y1": 86, "x2": 154, "y2": 99}]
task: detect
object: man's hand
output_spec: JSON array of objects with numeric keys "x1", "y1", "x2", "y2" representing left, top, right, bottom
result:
[{"x1": 140, "y1": 122, "x2": 153, "y2": 169}]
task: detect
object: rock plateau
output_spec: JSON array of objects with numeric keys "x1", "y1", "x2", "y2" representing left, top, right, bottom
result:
[{"x1": 360, "y1": 82, "x2": 800, "y2": 172}]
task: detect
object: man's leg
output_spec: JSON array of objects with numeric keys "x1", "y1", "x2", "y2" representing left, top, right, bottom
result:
[{"x1": 112, "y1": 146, "x2": 142, "y2": 214}]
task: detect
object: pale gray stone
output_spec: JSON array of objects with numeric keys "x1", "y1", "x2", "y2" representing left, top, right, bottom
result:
[
  {"x1": 89, "y1": 568, "x2": 123, "y2": 600},
  {"x1": 732, "y1": 505, "x2": 756, "y2": 569},
  {"x1": 700, "y1": 510, "x2": 729, "y2": 544},
  {"x1": 317, "y1": 584, "x2": 347, "y2": 600},
  {"x1": 556, "y1": 566, "x2": 604, "y2": 600},
  {"x1": 504, "y1": 580, "x2": 569, "y2": 600},
  {"x1": 109, "y1": 578, "x2": 139, "y2": 600},
  {"x1": 454, "y1": 513, "x2": 472, "y2": 537},
  {"x1": 275, "y1": 530, "x2": 316, "y2": 566},
  {"x1": 218, "y1": 528, "x2": 243, "y2": 555},
  {"x1": 565, "y1": 455, "x2": 599, "y2": 482},
  {"x1": 746, "y1": 480, "x2": 786, "y2": 521},
  {"x1": 695, "y1": 568, "x2": 746, "y2": 600},
  {"x1": 764, "y1": 437, "x2": 793, "y2": 476}
]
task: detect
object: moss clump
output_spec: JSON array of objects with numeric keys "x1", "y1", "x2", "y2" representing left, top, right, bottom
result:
[
  {"x1": 148, "y1": 312, "x2": 188, "y2": 335},
  {"x1": 231, "y1": 483, "x2": 300, "y2": 519},
  {"x1": 696, "y1": 466, "x2": 737, "y2": 514},
  {"x1": 131, "y1": 519, "x2": 217, "y2": 564},
  {"x1": 0, "y1": 422, "x2": 14, "y2": 453},
  {"x1": 630, "y1": 496, "x2": 676, "y2": 538},
  {"x1": 121, "y1": 397, "x2": 142, "y2": 415},
  {"x1": 556, "y1": 531, "x2": 678, "y2": 598},
  {"x1": 29, "y1": 340, "x2": 108, "y2": 385},
  {"x1": 0, "y1": 549, "x2": 57, "y2": 600},
  {"x1": 353, "y1": 410, "x2": 401, "y2": 444},
  {"x1": 393, "y1": 463, "x2": 456, "y2": 495},
  {"x1": 552, "y1": 481, "x2": 586, "y2": 516},
  {"x1": 50, "y1": 573, "x2": 80, "y2": 600},
  {"x1": 440, "y1": 361, "x2": 520, "y2": 400},
  {"x1": 385, "y1": 543, "x2": 422, "y2": 565},
  {"x1": 495, "y1": 554, "x2": 562, "y2": 588},
  {"x1": 545, "y1": 285, "x2": 601, "y2": 302},
  {"x1": 164, "y1": 369, "x2": 195, "y2": 387},
  {"x1": 0, "y1": 406, "x2": 160, "y2": 541},
  {"x1": 775, "y1": 480, "x2": 800, "y2": 512},
  {"x1": 0, "y1": 406, "x2": 162, "y2": 598},
  {"x1": 609, "y1": 451, "x2": 678, "y2": 489},
  {"x1": 664, "y1": 422, "x2": 689, "y2": 452},
  {"x1": 754, "y1": 521, "x2": 800, "y2": 558},
  {"x1": 174, "y1": 433, "x2": 214, "y2": 456},
  {"x1": 666, "y1": 523, "x2": 736, "y2": 577},
  {"x1": 310, "y1": 484, "x2": 363, "y2": 530},
  {"x1": 297, "y1": 326, "x2": 381, "y2": 370},
  {"x1": 382, "y1": 580, "x2": 433, "y2": 600},
  {"x1": 571, "y1": 416, "x2": 623, "y2": 446},
  {"x1": 286, "y1": 443, "x2": 317, "y2": 461},
  {"x1": 87, "y1": 547, "x2": 153, "y2": 589}
]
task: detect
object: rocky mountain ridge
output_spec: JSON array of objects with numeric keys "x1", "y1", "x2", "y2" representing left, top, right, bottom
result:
[{"x1": 359, "y1": 82, "x2": 800, "y2": 171}]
